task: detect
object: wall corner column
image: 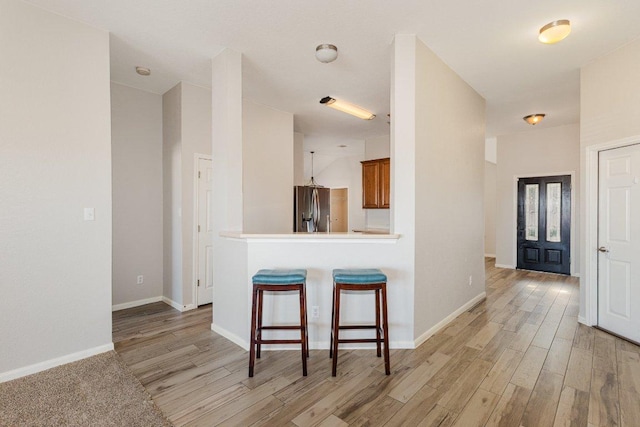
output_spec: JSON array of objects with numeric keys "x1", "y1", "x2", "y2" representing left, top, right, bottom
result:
[{"x1": 211, "y1": 49, "x2": 249, "y2": 342}]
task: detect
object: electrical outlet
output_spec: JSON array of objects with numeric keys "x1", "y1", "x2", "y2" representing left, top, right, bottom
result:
[
  {"x1": 312, "y1": 306, "x2": 320, "y2": 319},
  {"x1": 137, "y1": 275, "x2": 144, "y2": 285},
  {"x1": 468, "y1": 275, "x2": 473, "y2": 286}
]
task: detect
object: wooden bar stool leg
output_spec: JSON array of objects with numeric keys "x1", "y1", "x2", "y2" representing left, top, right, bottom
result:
[
  {"x1": 331, "y1": 284, "x2": 342, "y2": 376},
  {"x1": 375, "y1": 288, "x2": 382, "y2": 357},
  {"x1": 298, "y1": 285, "x2": 308, "y2": 376},
  {"x1": 381, "y1": 283, "x2": 391, "y2": 375},
  {"x1": 329, "y1": 282, "x2": 336, "y2": 359},
  {"x1": 302, "y1": 283, "x2": 309, "y2": 358},
  {"x1": 256, "y1": 288, "x2": 264, "y2": 359},
  {"x1": 248, "y1": 286, "x2": 259, "y2": 377}
]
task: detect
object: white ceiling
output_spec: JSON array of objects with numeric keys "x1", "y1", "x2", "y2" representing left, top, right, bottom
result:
[{"x1": 25, "y1": 0, "x2": 640, "y2": 140}]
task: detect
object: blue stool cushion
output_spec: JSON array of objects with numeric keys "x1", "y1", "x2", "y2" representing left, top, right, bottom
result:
[
  {"x1": 252, "y1": 269, "x2": 307, "y2": 284},
  {"x1": 333, "y1": 268, "x2": 387, "y2": 284}
]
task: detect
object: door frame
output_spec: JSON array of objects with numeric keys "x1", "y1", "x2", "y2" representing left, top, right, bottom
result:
[
  {"x1": 584, "y1": 135, "x2": 640, "y2": 327},
  {"x1": 511, "y1": 171, "x2": 576, "y2": 276},
  {"x1": 192, "y1": 153, "x2": 213, "y2": 307}
]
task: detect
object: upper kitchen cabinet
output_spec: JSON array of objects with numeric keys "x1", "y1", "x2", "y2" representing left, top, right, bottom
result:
[{"x1": 361, "y1": 157, "x2": 390, "y2": 209}]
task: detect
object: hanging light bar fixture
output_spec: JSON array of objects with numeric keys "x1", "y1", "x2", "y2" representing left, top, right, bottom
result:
[{"x1": 320, "y1": 96, "x2": 376, "y2": 120}]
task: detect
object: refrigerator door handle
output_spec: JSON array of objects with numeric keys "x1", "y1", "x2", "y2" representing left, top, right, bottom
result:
[{"x1": 311, "y1": 187, "x2": 320, "y2": 232}]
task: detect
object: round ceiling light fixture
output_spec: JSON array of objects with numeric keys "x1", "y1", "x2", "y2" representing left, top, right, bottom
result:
[
  {"x1": 523, "y1": 114, "x2": 546, "y2": 125},
  {"x1": 135, "y1": 66, "x2": 151, "y2": 76},
  {"x1": 315, "y1": 44, "x2": 338, "y2": 63},
  {"x1": 538, "y1": 20, "x2": 571, "y2": 44}
]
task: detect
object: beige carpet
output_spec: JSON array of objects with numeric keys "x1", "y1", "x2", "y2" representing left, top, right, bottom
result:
[{"x1": 0, "y1": 351, "x2": 171, "y2": 427}]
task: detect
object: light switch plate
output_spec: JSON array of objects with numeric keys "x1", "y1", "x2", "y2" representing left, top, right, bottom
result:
[{"x1": 84, "y1": 208, "x2": 95, "y2": 221}]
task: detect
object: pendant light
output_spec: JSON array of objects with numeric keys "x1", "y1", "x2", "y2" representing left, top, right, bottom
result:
[{"x1": 306, "y1": 151, "x2": 324, "y2": 187}]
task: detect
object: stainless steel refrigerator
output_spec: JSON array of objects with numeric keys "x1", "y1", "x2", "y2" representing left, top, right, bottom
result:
[{"x1": 294, "y1": 186, "x2": 331, "y2": 232}]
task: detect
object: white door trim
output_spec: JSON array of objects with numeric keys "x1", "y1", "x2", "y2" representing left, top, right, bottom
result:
[
  {"x1": 193, "y1": 153, "x2": 213, "y2": 307},
  {"x1": 511, "y1": 171, "x2": 577, "y2": 276},
  {"x1": 584, "y1": 135, "x2": 640, "y2": 327}
]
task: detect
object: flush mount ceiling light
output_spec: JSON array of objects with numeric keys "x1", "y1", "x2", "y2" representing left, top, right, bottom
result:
[
  {"x1": 320, "y1": 96, "x2": 375, "y2": 120},
  {"x1": 315, "y1": 44, "x2": 338, "y2": 63},
  {"x1": 135, "y1": 66, "x2": 151, "y2": 76},
  {"x1": 523, "y1": 114, "x2": 546, "y2": 125},
  {"x1": 538, "y1": 20, "x2": 571, "y2": 44}
]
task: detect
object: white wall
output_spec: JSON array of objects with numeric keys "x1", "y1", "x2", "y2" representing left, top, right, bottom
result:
[
  {"x1": 580, "y1": 38, "x2": 640, "y2": 320},
  {"x1": 211, "y1": 49, "x2": 245, "y2": 335},
  {"x1": 390, "y1": 35, "x2": 418, "y2": 343},
  {"x1": 581, "y1": 38, "x2": 640, "y2": 147},
  {"x1": 181, "y1": 83, "x2": 212, "y2": 306},
  {"x1": 162, "y1": 84, "x2": 183, "y2": 305},
  {"x1": 162, "y1": 82, "x2": 212, "y2": 309},
  {"x1": 365, "y1": 135, "x2": 391, "y2": 229},
  {"x1": 485, "y1": 137, "x2": 498, "y2": 257},
  {"x1": 243, "y1": 99, "x2": 294, "y2": 233},
  {"x1": 111, "y1": 83, "x2": 163, "y2": 308},
  {"x1": 0, "y1": 0, "x2": 112, "y2": 379},
  {"x1": 485, "y1": 137, "x2": 497, "y2": 164},
  {"x1": 365, "y1": 135, "x2": 390, "y2": 159},
  {"x1": 315, "y1": 155, "x2": 365, "y2": 231},
  {"x1": 294, "y1": 132, "x2": 305, "y2": 186},
  {"x1": 484, "y1": 161, "x2": 497, "y2": 257},
  {"x1": 496, "y1": 124, "x2": 580, "y2": 273},
  {"x1": 410, "y1": 35, "x2": 487, "y2": 340}
]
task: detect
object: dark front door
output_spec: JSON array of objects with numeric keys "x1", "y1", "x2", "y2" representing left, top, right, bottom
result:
[{"x1": 517, "y1": 175, "x2": 571, "y2": 275}]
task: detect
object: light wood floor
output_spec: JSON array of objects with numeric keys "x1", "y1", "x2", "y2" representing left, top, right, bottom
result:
[{"x1": 113, "y1": 259, "x2": 640, "y2": 426}]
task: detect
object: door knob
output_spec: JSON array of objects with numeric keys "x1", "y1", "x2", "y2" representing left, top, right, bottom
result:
[{"x1": 598, "y1": 246, "x2": 609, "y2": 253}]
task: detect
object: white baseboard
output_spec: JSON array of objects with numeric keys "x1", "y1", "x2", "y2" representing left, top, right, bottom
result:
[
  {"x1": 162, "y1": 297, "x2": 196, "y2": 312},
  {"x1": 112, "y1": 296, "x2": 162, "y2": 312},
  {"x1": 572, "y1": 273, "x2": 581, "y2": 278},
  {"x1": 578, "y1": 316, "x2": 589, "y2": 326},
  {"x1": 183, "y1": 304, "x2": 197, "y2": 311},
  {"x1": 0, "y1": 343, "x2": 114, "y2": 383},
  {"x1": 484, "y1": 254, "x2": 496, "y2": 258},
  {"x1": 212, "y1": 323, "x2": 249, "y2": 350},
  {"x1": 495, "y1": 264, "x2": 515, "y2": 269},
  {"x1": 413, "y1": 292, "x2": 487, "y2": 348}
]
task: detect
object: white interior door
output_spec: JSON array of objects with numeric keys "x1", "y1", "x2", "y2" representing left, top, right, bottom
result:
[
  {"x1": 598, "y1": 143, "x2": 640, "y2": 342},
  {"x1": 196, "y1": 157, "x2": 213, "y2": 306}
]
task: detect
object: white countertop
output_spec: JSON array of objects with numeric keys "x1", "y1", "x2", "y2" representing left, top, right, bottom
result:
[{"x1": 220, "y1": 231, "x2": 400, "y2": 240}]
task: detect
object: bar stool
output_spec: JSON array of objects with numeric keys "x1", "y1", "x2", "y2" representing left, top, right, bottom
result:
[
  {"x1": 249, "y1": 269, "x2": 309, "y2": 377},
  {"x1": 330, "y1": 268, "x2": 390, "y2": 376}
]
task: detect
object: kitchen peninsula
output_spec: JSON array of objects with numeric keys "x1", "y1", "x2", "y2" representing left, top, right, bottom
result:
[
  {"x1": 210, "y1": 39, "x2": 486, "y2": 360},
  {"x1": 212, "y1": 230, "x2": 416, "y2": 351}
]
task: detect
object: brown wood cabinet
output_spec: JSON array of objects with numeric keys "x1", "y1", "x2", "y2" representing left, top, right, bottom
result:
[{"x1": 361, "y1": 157, "x2": 390, "y2": 209}]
